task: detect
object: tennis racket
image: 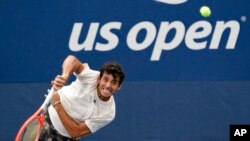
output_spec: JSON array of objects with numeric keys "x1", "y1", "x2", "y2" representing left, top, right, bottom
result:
[{"x1": 15, "y1": 88, "x2": 55, "y2": 141}]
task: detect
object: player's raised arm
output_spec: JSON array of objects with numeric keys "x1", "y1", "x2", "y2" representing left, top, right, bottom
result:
[
  {"x1": 52, "y1": 55, "x2": 84, "y2": 90},
  {"x1": 62, "y1": 55, "x2": 84, "y2": 77}
]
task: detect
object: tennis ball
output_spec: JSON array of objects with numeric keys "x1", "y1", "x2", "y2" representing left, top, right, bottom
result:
[{"x1": 200, "y1": 6, "x2": 211, "y2": 17}]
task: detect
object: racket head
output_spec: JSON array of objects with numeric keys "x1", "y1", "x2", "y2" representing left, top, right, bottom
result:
[
  {"x1": 15, "y1": 108, "x2": 45, "y2": 141},
  {"x1": 16, "y1": 88, "x2": 54, "y2": 141}
]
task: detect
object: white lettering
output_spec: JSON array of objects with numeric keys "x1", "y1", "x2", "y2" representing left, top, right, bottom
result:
[
  {"x1": 96, "y1": 22, "x2": 122, "y2": 51},
  {"x1": 69, "y1": 22, "x2": 99, "y2": 51},
  {"x1": 185, "y1": 21, "x2": 212, "y2": 50},
  {"x1": 127, "y1": 21, "x2": 156, "y2": 51},
  {"x1": 234, "y1": 129, "x2": 247, "y2": 136},
  {"x1": 210, "y1": 21, "x2": 240, "y2": 49},
  {"x1": 151, "y1": 21, "x2": 185, "y2": 61},
  {"x1": 69, "y1": 22, "x2": 121, "y2": 52},
  {"x1": 69, "y1": 20, "x2": 240, "y2": 61}
]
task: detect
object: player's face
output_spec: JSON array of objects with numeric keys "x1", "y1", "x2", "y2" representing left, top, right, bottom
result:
[{"x1": 97, "y1": 72, "x2": 120, "y2": 101}]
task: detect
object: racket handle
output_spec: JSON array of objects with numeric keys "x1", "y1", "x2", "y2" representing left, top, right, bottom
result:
[{"x1": 41, "y1": 88, "x2": 55, "y2": 110}]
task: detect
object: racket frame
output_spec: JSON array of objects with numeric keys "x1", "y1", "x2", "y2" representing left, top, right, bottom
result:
[{"x1": 15, "y1": 88, "x2": 54, "y2": 141}]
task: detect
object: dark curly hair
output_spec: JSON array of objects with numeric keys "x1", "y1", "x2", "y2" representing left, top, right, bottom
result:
[{"x1": 100, "y1": 62, "x2": 125, "y2": 86}]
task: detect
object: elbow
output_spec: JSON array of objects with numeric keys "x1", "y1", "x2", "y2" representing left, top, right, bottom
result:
[
  {"x1": 67, "y1": 128, "x2": 81, "y2": 138},
  {"x1": 66, "y1": 55, "x2": 83, "y2": 74},
  {"x1": 68, "y1": 132, "x2": 80, "y2": 139},
  {"x1": 68, "y1": 131, "x2": 91, "y2": 139},
  {"x1": 67, "y1": 125, "x2": 92, "y2": 138},
  {"x1": 65, "y1": 55, "x2": 78, "y2": 64}
]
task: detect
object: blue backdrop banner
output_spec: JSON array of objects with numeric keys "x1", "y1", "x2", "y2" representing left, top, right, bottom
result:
[
  {"x1": 0, "y1": 0, "x2": 250, "y2": 141},
  {"x1": 0, "y1": 0, "x2": 249, "y2": 81}
]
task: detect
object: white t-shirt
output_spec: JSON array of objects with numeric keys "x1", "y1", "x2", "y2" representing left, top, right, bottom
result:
[{"x1": 48, "y1": 63, "x2": 116, "y2": 137}]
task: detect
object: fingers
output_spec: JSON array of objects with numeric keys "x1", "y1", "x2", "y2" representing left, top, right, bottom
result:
[{"x1": 51, "y1": 75, "x2": 68, "y2": 90}]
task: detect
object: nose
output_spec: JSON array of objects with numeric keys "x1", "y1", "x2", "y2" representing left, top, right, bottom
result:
[{"x1": 105, "y1": 81, "x2": 112, "y2": 88}]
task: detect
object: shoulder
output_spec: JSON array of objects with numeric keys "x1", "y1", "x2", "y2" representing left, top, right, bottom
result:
[{"x1": 75, "y1": 63, "x2": 100, "y2": 77}]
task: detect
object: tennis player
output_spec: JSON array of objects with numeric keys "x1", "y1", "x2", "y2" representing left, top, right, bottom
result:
[{"x1": 39, "y1": 55, "x2": 125, "y2": 141}]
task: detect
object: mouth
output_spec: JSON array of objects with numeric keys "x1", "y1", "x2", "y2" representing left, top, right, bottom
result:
[
  {"x1": 102, "y1": 88, "x2": 112, "y2": 95},
  {"x1": 97, "y1": 88, "x2": 112, "y2": 101}
]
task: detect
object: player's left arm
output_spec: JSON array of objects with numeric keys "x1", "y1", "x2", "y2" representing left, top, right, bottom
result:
[
  {"x1": 52, "y1": 55, "x2": 84, "y2": 90},
  {"x1": 51, "y1": 92, "x2": 92, "y2": 138},
  {"x1": 51, "y1": 55, "x2": 91, "y2": 138}
]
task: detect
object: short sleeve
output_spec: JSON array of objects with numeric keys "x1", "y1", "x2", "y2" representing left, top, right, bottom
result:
[
  {"x1": 85, "y1": 110, "x2": 115, "y2": 133},
  {"x1": 85, "y1": 105, "x2": 116, "y2": 133},
  {"x1": 73, "y1": 63, "x2": 100, "y2": 84},
  {"x1": 73, "y1": 63, "x2": 91, "y2": 77}
]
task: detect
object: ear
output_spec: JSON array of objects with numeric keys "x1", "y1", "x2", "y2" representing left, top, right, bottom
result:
[{"x1": 97, "y1": 76, "x2": 101, "y2": 83}]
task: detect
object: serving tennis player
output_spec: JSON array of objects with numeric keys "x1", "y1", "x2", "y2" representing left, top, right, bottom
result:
[{"x1": 39, "y1": 55, "x2": 125, "y2": 141}]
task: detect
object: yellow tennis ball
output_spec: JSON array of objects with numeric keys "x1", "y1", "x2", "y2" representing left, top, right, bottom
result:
[{"x1": 200, "y1": 6, "x2": 211, "y2": 17}]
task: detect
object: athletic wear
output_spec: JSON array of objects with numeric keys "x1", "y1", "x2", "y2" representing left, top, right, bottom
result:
[{"x1": 48, "y1": 64, "x2": 116, "y2": 137}]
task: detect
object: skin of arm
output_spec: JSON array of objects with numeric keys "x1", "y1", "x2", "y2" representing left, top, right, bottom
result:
[
  {"x1": 52, "y1": 93, "x2": 92, "y2": 138},
  {"x1": 52, "y1": 55, "x2": 84, "y2": 91},
  {"x1": 51, "y1": 55, "x2": 92, "y2": 138}
]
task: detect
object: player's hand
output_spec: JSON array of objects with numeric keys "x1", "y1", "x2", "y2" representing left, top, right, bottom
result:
[{"x1": 51, "y1": 75, "x2": 68, "y2": 91}]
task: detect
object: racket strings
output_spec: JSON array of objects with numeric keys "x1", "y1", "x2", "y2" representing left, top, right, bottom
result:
[{"x1": 19, "y1": 118, "x2": 41, "y2": 141}]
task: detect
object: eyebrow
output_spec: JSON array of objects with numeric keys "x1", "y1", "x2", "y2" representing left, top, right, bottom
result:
[{"x1": 103, "y1": 75, "x2": 119, "y2": 82}]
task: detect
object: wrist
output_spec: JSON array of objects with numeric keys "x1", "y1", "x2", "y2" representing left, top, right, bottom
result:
[
  {"x1": 61, "y1": 74, "x2": 69, "y2": 81},
  {"x1": 53, "y1": 101, "x2": 61, "y2": 109}
]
